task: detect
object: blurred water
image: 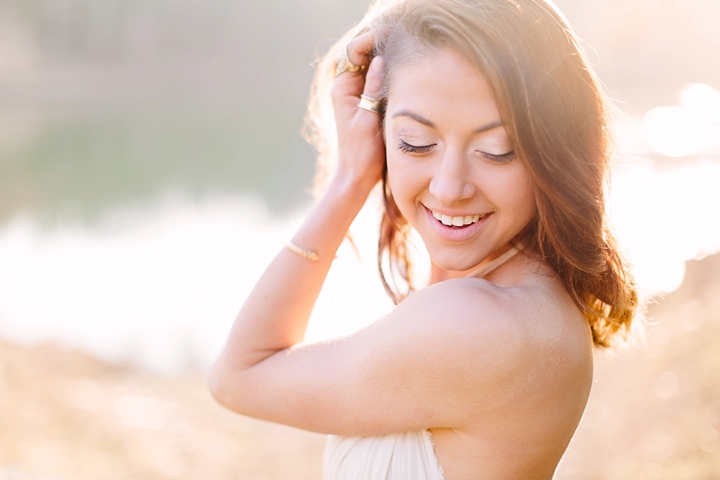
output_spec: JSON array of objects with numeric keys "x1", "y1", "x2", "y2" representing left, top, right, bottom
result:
[
  {"x1": 0, "y1": 154, "x2": 719, "y2": 374},
  {"x1": 0, "y1": 192, "x2": 396, "y2": 373},
  {"x1": 0, "y1": 110, "x2": 315, "y2": 225}
]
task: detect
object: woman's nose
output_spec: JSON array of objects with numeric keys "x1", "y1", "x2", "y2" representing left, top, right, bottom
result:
[{"x1": 428, "y1": 150, "x2": 476, "y2": 206}]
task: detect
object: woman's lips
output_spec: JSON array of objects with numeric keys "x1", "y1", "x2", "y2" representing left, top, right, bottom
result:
[
  {"x1": 424, "y1": 206, "x2": 491, "y2": 242},
  {"x1": 430, "y1": 209, "x2": 484, "y2": 227}
]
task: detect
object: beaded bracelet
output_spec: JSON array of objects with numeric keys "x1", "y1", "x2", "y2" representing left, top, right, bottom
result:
[{"x1": 285, "y1": 241, "x2": 319, "y2": 262}]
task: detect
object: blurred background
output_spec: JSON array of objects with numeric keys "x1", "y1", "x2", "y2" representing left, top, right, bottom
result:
[{"x1": 0, "y1": 0, "x2": 718, "y2": 478}]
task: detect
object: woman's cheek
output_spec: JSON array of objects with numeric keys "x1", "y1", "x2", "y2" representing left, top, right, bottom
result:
[
  {"x1": 386, "y1": 160, "x2": 416, "y2": 215},
  {"x1": 510, "y1": 169, "x2": 537, "y2": 223}
]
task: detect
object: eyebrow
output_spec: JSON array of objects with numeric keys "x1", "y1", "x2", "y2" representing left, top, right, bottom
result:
[{"x1": 391, "y1": 109, "x2": 504, "y2": 134}]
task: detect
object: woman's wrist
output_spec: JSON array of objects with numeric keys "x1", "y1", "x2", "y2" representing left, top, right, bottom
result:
[
  {"x1": 328, "y1": 165, "x2": 380, "y2": 202},
  {"x1": 328, "y1": 167, "x2": 380, "y2": 203},
  {"x1": 290, "y1": 169, "x2": 376, "y2": 261}
]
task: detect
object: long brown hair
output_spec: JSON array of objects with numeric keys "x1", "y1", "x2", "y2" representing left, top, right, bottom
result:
[{"x1": 305, "y1": 0, "x2": 638, "y2": 347}]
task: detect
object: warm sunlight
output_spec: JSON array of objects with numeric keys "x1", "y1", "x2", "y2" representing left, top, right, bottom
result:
[{"x1": 644, "y1": 84, "x2": 720, "y2": 158}]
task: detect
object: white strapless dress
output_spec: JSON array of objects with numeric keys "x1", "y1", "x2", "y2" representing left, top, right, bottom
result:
[{"x1": 323, "y1": 429, "x2": 445, "y2": 480}]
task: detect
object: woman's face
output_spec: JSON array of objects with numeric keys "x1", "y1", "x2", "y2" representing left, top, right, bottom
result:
[{"x1": 384, "y1": 48, "x2": 537, "y2": 276}]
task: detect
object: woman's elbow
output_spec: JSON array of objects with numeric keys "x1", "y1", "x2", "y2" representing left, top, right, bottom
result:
[{"x1": 207, "y1": 359, "x2": 241, "y2": 412}]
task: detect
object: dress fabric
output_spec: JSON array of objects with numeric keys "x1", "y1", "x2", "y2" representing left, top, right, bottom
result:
[{"x1": 323, "y1": 429, "x2": 445, "y2": 480}]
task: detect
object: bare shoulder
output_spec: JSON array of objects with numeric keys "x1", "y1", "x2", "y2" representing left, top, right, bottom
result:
[
  {"x1": 408, "y1": 276, "x2": 595, "y2": 477},
  {"x1": 404, "y1": 272, "x2": 591, "y2": 354},
  {"x1": 398, "y1": 273, "x2": 593, "y2": 400}
]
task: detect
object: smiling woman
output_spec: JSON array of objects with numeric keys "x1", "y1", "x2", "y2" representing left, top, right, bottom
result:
[
  {"x1": 208, "y1": 1, "x2": 639, "y2": 479},
  {"x1": 384, "y1": 49, "x2": 537, "y2": 279}
]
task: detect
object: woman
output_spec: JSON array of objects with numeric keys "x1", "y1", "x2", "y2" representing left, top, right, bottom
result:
[{"x1": 209, "y1": 0, "x2": 638, "y2": 478}]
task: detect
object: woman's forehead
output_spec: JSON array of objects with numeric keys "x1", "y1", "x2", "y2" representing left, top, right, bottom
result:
[{"x1": 385, "y1": 49, "x2": 503, "y2": 131}]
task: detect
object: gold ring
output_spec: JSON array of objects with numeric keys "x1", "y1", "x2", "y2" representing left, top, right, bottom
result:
[
  {"x1": 336, "y1": 45, "x2": 366, "y2": 77},
  {"x1": 358, "y1": 94, "x2": 380, "y2": 113}
]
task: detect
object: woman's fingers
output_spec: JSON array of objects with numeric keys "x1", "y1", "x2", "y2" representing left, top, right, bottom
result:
[
  {"x1": 329, "y1": 32, "x2": 386, "y2": 187},
  {"x1": 346, "y1": 31, "x2": 375, "y2": 69},
  {"x1": 331, "y1": 32, "x2": 375, "y2": 112},
  {"x1": 358, "y1": 56, "x2": 384, "y2": 114}
]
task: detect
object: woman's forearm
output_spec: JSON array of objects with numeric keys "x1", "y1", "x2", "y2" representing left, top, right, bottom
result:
[
  {"x1": 211, "y1": 172, "x2": 375, "y2": 372},
  {"x1": 209, "y1": 33, "x2": 385, "y2": 410}
]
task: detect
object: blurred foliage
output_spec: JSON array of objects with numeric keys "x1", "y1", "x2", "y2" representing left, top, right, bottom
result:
[
  {"x1": 0, "y1": 0, "x2": 370, "y2": 226},
  {"x1": 0, "y1": 109, "x2": 312, "y2": 225}
]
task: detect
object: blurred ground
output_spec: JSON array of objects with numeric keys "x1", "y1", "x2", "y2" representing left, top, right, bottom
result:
[
  {"x1": 1, "y1": 253, "x2": 718, "y2": 479},
  {"x1": 0, "y1": 344, "x2": 325, "y2": 480}
]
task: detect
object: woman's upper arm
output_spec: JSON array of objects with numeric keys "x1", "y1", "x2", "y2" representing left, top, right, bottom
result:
[{"x1": 209, "y1": 280, "x2": 532, "y2": 436}]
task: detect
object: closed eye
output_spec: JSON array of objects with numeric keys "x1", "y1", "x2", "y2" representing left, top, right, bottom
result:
[
  {"x1": 480, "y1": 150, "x2": 517, "y2": 164},
  {"x1": 398, "y1": 139, "x2": 435, "y2": 154}
]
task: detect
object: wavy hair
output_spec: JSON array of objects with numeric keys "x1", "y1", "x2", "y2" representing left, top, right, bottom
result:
[{"x1": 304, "y1": 0, "x2": 638, "y2": 347}]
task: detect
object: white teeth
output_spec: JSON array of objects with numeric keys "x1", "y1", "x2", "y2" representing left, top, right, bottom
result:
[{"x1": 430, "y1": 209, "x2": 484, "y2": 227}]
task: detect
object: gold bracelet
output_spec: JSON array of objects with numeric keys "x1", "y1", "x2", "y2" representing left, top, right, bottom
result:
[{"x1": 285, "y1": 241, "x2": 319, "y2": 262}]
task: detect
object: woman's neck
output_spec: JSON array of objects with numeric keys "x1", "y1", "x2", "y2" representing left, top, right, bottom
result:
[{"x1": 429, "y1": 243, "x2": 523, "y2": 284}]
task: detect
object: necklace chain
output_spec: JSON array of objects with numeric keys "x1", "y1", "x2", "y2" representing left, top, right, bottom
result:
[{"x1": 463, "y1": 243, "x2": 524, "y2": 279}]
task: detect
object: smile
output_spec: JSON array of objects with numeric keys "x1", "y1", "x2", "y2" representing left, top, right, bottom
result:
[{"x1": 430, "y1": 210, "x2": 486, "y2": 227}]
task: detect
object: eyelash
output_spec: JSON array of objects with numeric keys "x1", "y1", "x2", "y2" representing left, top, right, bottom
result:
[
  {"x1": 398, "y1": 139, "x2": 517, "y2": 164},
  {"x1": 481, "y1": 151, "x2": 517, "y2": 164},
  {"x1": 398, "y1": 139, "x2": 434, "y2": 153}
]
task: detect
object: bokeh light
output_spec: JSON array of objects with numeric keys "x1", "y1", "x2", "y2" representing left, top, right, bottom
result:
[{"x1": 644, "y1": 84, "x2": 720, "y2": 158}]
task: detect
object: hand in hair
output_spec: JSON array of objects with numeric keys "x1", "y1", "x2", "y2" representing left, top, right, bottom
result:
[{"x1": 330, "y1": 32, "x2": 386, "y2": 193}]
